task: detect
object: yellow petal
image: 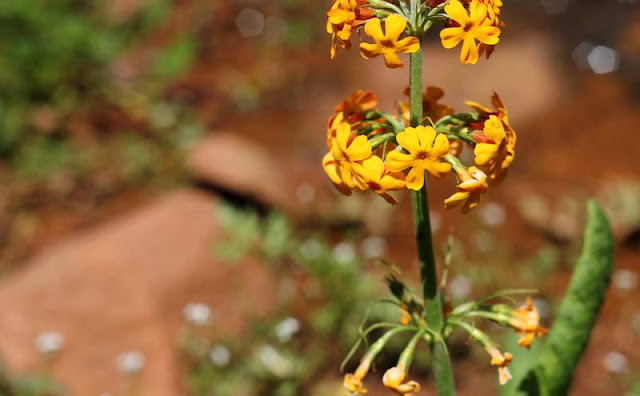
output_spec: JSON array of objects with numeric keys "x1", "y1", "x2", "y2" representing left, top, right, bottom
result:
[
  {"x1": 322, "y1": 152, "x2": 342, "y2": 185},
  {"x1": 379, "y1": 173, "x2": 406, "y2": 191},
  {"x1": 395, "y1": 127, "x2": 421, "y2": 154},
  {"x1": 440, "y1": 27, "x2": 466, "y2": 49},
  {"x1": 406, "y1": 165, "x2": 425, "y2": 190},
  {"x1": 395, "y1": 36, "x2": 420, "y2": 54},
  {"x1": 383, "y1": 52, "x2": 404, "y2": 68},
  {"x1": 474, "y1": 143, "x2": 498, "y2": 165},
  {"x1": 360, "y1": 156, "x2": 385, "y2": 180},
  {"x1": 468, "y1": 0, "x2": 487, "y2": 22},
  {"x1": 360, "y1": 42, "x2": 381, "y2": 59},
  {"x1": 415, "y1": 125, "x2": 437, "y2": 151},
  {"x1": 363, "y1": 17, "x2": 385, "y2": 42},
  {"x1": 484, "y1": 115, "x2": 506, "y2": 143},
  {"x1": 424, "y1": 160, "x2": 452, "y2": 178},
  {"x1": 383, "y1": 14, "x2": 408, "y2": 41},
  {"x1": 444, "y1": 0, "x2": 470, "y2": 25},
  {"x1": 444, "y1": 191, "x2": 469, "y2": 208},
  {"x1": 347, "y1": 135, "x2": 372, "y2": 161},
  {"x1": 472, "y1": 25, "x2": 500, "y2": 45},
  {"x1": 460, "y1": 35, "x2": 479, "y2": 64},
  {"x1": 465, "y1": 100, "x2": 492, "y2": 113},
  {"x1": 431, "y1": 133, "x2": 451, "y2": 157},
  {"x1": 385, "y1": 151, "x2": 414, "y2": 172},
  {"x1": 335, "y1": 122, "x2": 352, "y2": 152}
]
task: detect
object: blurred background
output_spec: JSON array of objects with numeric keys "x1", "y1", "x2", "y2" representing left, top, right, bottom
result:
[{"x1": 0, "y1": 0, "x2": 639, "y2": 395}]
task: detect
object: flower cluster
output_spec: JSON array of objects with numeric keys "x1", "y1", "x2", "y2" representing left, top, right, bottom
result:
[
  {"x1": 326, "y1": 0, "x2": 505, "y2": 66},
  {"x1": 322, "y1": 89, "x2": 516, "y2": 212}
]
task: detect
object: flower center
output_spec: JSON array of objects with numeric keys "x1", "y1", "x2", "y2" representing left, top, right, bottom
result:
[{"x1": 416, "y1": 151, "x2": 429, "y2": 160}]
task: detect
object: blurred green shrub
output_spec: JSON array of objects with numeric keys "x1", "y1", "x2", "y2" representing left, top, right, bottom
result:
[
  {"x1": 183, "y1": 203, "x2": 403, "y2": 395},
  {"x1": 0, "y1": 359, "x2": 64, "y2": 396}
]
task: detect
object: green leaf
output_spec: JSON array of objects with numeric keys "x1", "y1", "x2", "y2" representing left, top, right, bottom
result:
[{"x1": 513, "y1": 200, "x2": 614, "y2": 396}]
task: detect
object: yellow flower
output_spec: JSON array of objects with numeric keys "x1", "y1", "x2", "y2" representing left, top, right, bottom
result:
[
  {"x1": 344, "y1": 354, "x2": 374, "y2": 394},
  {"x1": 474, "y1": 115, "x2": 514, "y2": 183},
  {"x1": 480, "y1": 0, "x2": 504, "y2": 25},
  {"x1": 466, "y1": 92, "x2": 512, "y2": 131},
  {"x1": 444, "y1": 166, "x2": 488, "y2": 213},
  {"x1": 509, "y1": 297, "x2": 548, "y2": 348},
  {"x1": 327, "y1": 0, "x2": 358, "y2": 58},
  {"x1": 485, "y1": 345, "x2": 513, "y2": 385},
  {"x1": 386, "y1": 126, "x2": 451, "y2": 190},
  {"x1": 327, "y1": 111, "x2": 345, "y2": 149},
  {"x1": 360, "y1": 15, "x2": 420, "y2": 69},
  {"x1": 382, "y1": 366, "x2": 421, "y2": 396},
  {"x1": 330, "y1": 121, "x2": 372, "y2": 190},
  {"x1": 354, "y1": 156, "x2": 405, "y2": 205},
  {"x1": 322, "y1": 151, "x2": 352, "y2": 196},
  {"x1": 439, "y1": 0, "x2": 500, "y2": 64}
]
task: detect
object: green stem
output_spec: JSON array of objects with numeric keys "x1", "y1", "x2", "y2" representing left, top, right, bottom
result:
[{"x1": 409, "y1": 43, "x2": 456, "y2": 396}]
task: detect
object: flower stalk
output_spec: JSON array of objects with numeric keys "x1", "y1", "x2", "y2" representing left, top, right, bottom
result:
[{"x1": 408, "y1": 4, "x2": 455, "y2": 393}]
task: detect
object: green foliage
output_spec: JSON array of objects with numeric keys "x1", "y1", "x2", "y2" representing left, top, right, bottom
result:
[
  {"x1": 512, "y1": 201, "x2": 614, "y2": 396},
  {"x1": 0, "y1": 360, "x2": 64, "y2": 396},
  {"x1": 0, "y1": 0, "x2": 203, "y2": 192},
  {"x1": 152, "y1": 35, "x2": 198, "y2": 80},
  {"x1": 189, "y1": 203, "x2": 396, "y2": 395}
]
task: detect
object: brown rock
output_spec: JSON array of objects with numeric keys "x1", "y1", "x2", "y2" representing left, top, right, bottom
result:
[
  {"x1": 187, "y1": 133, "x2": 298, "y2": 212},
  {"x1": 0, "y1": 189, "x2": 275, "y2": 395}
]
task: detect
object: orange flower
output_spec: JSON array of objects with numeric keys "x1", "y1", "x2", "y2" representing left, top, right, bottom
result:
[
  {"x1": 386, "y1": 126, "x2": 451, "y2": 190},
  {"x1": 329, "y1": 121, "x2": 372, "y2": 190},
  {"x1": 473, "y1": 115, "x2": 514, "y2": 184},
  {"x1": 327, "y1": 0, "x2": 358, "y2": 58},
  {"x1": 353, "y1": 156, "x2": 405, "y2": 204},
  {"x1": 439, "y1": 0, "x2": 500, "y2": 64},
  {"x1": 485, "y1": 345, "x2": 513, "y2": 385},
  {"x1": 444, "y1": 166, "x2": 488, "y2": 213},
  {"x1": 382, "y1": 366, "x2": 421, "y2": 396},
  {"x1": 509, "y1": 297, "x2": 548, "y2": 348},
  {"x1": 322, "y1": 152, "x2": 352, "y2": 196},
  {"x1": 326, "y1": 111, "x2": 346, "y2": 149},
  {"x1": 344, "y1": 353, "x2": 374, "y2": 394},
  {"x1": 335, "y1": 90, "x2": 378, "y2": 117},
  {"x1": 327, "y1": 0, "x2": 373, "y2": 58},
  {"x1": 360, "y1": 15, "x2": 420, "y2": 69}
]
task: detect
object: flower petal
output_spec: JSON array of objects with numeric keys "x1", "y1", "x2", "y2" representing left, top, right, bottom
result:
[
  {"x1": 474, "y1": 143, "x2": 497, "y2": 165},
  {"x1": 460, "y1": 35, "x2": 479, "y2": 64},
  {"x1": 415, "y1": 125, "x2": 437, "y2": 151},
  {"x1": 444, "y1": 0, "x2": 470, "y2": 25},
  {"x1": 360, "y1": 42, "x2": 381, "y2": 59},
  {"x1": 346, "y1": 135, "x2": 372, "y2": 161},
  {"x1": 379, "y1": 173, "x2": 406, "y2": 191},
  {"x1": 363, "y1": 17, "x2": 385, "y2": 42},
  {"x1": 385, "y1": 151, "x2": 414, "y2": 172},
  {"x1": 444, "y1": 191, "x2": 469, "y2": 208},
  {"x1": 424, "y1": 160, "x2": 452, "y2": 178},
  {"x1": 383, "y1": 14, "x2": 408, "y2": 41},
  {"x1": 472, "y1": 25, "x2": 500, "y2": 45},
  {"x1": 405, "y1": 165, "x2": 425, "y2": 190},
  {"x1": 430, "y1": 132, "x2": 450, "y2": 157},
  {"x1": 440, "y1": 27, "x2": 465, "y2": 49},
  {"x1": 383, "y1": 52, "x2": 404, "y2": 68},
  {"x1": 360, "y1": 156, "x2": 385, "y2": 180},
  {"x1": 395, "y1": 127, "x2": 421, "y2": 154},
  {"x1": 395, "y1": 36, "x2": 420, "y2": 54}
]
